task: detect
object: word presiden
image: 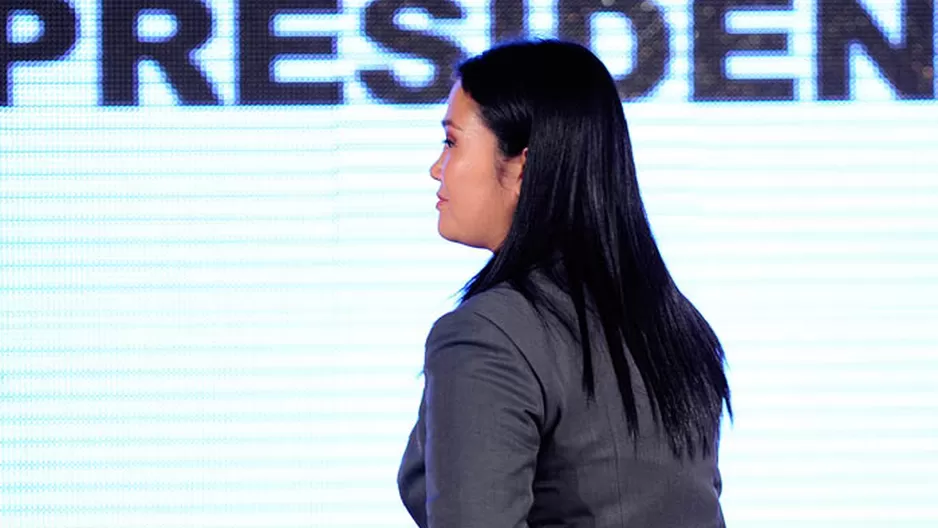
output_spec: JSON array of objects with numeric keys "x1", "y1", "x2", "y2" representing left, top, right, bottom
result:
[{"x1": 1, "y1": 0, "x2": 934, "y2": 106}]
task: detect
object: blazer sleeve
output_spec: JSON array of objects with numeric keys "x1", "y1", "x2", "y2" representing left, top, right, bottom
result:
[{"x1": 421, "y1": 308, "x2": 544, "y2": 528}]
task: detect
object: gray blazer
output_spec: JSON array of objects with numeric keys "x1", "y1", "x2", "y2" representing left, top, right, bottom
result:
[{"x1": 398, "y1": 277, "x2": 725, "y2": 527}]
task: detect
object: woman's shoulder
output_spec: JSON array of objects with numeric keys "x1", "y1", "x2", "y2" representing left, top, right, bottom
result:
[
  {"x1": 425, "y1": 277, "x2": 572, "y2": 376},
  {"x1": 434, "y1": 280, "x2": 548, "y2": 340},
  {"x1": 428, "y1": 283, "x2": 526, "y2": 344},
  {"x1": 421, "y1": 282, "x2": 547, "y2": 394}
]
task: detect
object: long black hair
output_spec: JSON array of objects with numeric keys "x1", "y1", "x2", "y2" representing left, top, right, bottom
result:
[{"x1": 456, "y1": 39, "x2": 731, "y2": 458}]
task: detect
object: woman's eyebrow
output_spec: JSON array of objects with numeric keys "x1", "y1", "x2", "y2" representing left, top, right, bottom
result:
[{"x1": 441, "y1": 119, "x2": 463, "y2": 131}]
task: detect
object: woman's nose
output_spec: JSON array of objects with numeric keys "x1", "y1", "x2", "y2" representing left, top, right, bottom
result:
[{"x1": 429, "y1": 154, "x2": 443, "y2": 181}]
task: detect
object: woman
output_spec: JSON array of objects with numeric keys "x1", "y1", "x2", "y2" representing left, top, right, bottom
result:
[{"x1": 398, "y1": 39, "x2": 732, "y2": 527}]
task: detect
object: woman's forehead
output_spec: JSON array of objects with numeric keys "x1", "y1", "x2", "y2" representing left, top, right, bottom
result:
[{"x1": 443, "y1": 84, "x2": 481, "y2": 128}]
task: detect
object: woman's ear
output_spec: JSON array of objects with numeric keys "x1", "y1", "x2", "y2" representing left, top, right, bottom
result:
[{"x1": 503, "y1": 147, "x2": 527, "y2": 197}]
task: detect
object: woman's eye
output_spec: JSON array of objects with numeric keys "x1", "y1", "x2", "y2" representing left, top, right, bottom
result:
[{"x1": 442, "y1": 139, "x2": 455, "y2": 148}]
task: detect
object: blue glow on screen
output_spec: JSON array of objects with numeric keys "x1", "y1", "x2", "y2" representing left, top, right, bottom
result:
[{"x1": 1, "y1": 0, "x2": 937, "y2": 526}]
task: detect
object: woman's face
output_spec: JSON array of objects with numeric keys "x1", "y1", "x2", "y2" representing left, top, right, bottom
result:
[{"x1": 430, "y1": 82, "x2": 524, "y2": 252}]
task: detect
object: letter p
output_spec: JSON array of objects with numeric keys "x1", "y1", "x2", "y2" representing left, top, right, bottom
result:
[{"x1": 1, "y1": 0, "x2": 78, "y2": 105}]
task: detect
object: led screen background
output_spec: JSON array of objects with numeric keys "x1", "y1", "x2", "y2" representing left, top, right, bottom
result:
[{"x1": 1, "y1": 0, "x2": 937, "y2": 526}]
